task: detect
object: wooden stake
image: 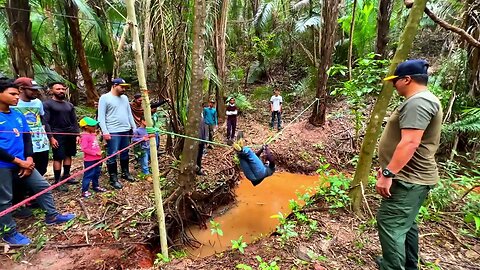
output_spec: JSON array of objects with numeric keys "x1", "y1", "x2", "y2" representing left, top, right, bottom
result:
[{"x1": 125, "y1": 0, "x2": 169, "y2": 258}]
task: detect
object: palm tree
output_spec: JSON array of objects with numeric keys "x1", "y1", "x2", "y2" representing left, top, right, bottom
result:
[
  {"x1": 64, "y1": 0, "x2": 99, "y2": 106},
  {"x1": 309, "y1": 0, "x2": 340, "y2": 126},
  {"x1": 6, "y1": 0, "x2": 34, "y2": 77},
  {"x1": 375, "y1": 0, "x2": 394, "y2": 58}
]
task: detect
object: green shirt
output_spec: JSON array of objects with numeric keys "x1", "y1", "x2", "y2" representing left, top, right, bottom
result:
[{"x1": 378, "y1": 90, "x2": 443, "y2": 185}]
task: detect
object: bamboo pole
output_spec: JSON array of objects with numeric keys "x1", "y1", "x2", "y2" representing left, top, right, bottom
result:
[{"x1": 125, "y1": 0, "x2": 169, "y2": 257}]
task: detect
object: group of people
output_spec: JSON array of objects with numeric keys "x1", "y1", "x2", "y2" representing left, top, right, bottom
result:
[{"x1": 0, "y1": 58, "x2": 443, "y2": 270}]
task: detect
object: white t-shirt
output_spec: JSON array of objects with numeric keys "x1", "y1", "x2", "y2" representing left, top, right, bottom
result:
[
  {"x1": 270, "y1": 95, "x2": 283, "y2": 112},
  {"x1": 12, "y1": 99, "x2": 50, "y2": 153}
]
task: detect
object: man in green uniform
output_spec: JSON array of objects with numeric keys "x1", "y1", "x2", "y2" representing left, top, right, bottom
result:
[{"x1": 376, "y1": 59, "x2": 443, "y2": 270}]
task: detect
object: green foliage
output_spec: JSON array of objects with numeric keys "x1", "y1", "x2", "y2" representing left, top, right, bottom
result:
[
  {"x1": 231, "y1": 235, "x2": 248, "y2": 254},
  {"x1": 154, "y1": 253, "x2": 171, "y2": 265},
  {"x1": 330, "y1": 53, "x2": 389, "y2": 140},
  {"x1": 271, "y1": 212, "x2": 298, "y2": 244},
  {"x1": 236, "y1": 256, "x2": 280, "y2": 270},
  {"x1": 463, "y1": 193, "x2": 480, "y2": 236},
  {"x1": 318, "y1": 174, "x2": 351, "y2": 209},
  {"x1": 210, "y1": 219, "x2": 224, "y2": 236},
  {"x1": 339, "y1": 0, "x2": 378, "y2": 57},
  {"x1": 229, "y1": 93, "x2": 254, "y2": 111},
  {"x1": 252, "y1": 85, "x2": 273, "y2": 101}
]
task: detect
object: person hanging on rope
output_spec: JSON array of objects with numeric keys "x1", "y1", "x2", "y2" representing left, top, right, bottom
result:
[
  {"x1": 233, "y1": 133, "x2": 276, "y2": 186},
  {"x1": 0, "y1": 78, "x2": 75, "y2": 245}
]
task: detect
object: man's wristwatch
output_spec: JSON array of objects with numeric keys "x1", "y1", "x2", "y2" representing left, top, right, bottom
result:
[{"x1": 382, "y1": 168, "x2": 396, "y2": 178}]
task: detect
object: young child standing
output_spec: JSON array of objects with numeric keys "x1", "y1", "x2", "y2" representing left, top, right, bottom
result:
[
  {"x1": 226, "y1": 97, "x2": 238, "y2": 143},
  {"x1": 132, "y1": 117, "x2": 150, "y2": 175},
  {"x1": 270, "y1": 89, "x2": 283, "y2": 130},
  {"x1": 203, "y1": 99, "x2": 218, "y2": 148},
  {"x1": 79, "y1": 117, "x2": 107, "y2": 198}
]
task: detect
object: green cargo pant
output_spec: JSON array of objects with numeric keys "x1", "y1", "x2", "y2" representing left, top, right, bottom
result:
[{"x1": 377, "y1": 180, "x2": 434, "y2": 270}]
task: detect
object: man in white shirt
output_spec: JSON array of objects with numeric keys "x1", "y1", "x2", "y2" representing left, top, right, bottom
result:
[{"x1": 270, "y1": 89, "x2": 282, "y2": 130}]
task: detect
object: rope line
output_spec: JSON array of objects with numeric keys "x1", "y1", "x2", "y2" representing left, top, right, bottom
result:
[
  {"x1": 0, "y1": 139, "x2": 144, "y2": 218},
  {"x1": 264, "y1": 98, "x2": 319, "y2": 145}
]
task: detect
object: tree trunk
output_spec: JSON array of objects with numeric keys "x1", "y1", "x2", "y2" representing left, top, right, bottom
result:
[
  {"x1": 6, "y1": 0, "x2": 34, "y2": 77},
  {"x1": 308, "y1": 0, "x2": 340, "y2": 126},
  {"x1": 464, "y1": 0, "x2": 480, "y2": 96},
  {"x1": 125, "y1": 0, "x2": 169, "y2": 257},
  {"x1": 215, "y1": 0, "x2": 230, "y2": 123},
  {"x1": 143, "y1": 0, "x2": 153, "y2": 74},
  {"x1": 177, "y1": 0, "x2": 207, "y2": 191},
  {"x1": 349, "y1": 0, "x2": 429, "y2": 215},
  {"x1": 65, "y1": 0, "x2": 99, "y2": 107},
  {"x1": 375, "y1": 0, "x2": 394, "y2": 59},
  {"x1": 348, "y1": 0, "x2": 358, "y2": 79}
]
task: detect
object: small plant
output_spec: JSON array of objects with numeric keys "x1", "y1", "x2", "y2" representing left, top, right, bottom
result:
[
  {"x1": 210, "y1": 220, "x2": 223, "y2": 236},
  {"x1": 231, "y1": 236, "x2": 248, "y2": 254},
  {"x1": 237, "y1": 256, "x2": 280, "y2": 270},
  {"x1": 271, "y1": 212, "x2": 298, "y2": 245},
  {"x1": 153, "y1": 253, "x2": 171, "y2": 265},
  {"x1": 318, "y1": 173, "x2": 351, "y2": 209}
]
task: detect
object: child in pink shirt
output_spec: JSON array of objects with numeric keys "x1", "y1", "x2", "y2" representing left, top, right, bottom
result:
[{"x1": 79, "y1": 117, "x2": 106, "y2": 198}]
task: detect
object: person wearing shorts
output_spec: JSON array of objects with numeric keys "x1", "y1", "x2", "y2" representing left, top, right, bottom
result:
[{"x1": 44, "y1": 82, "x2": 80, "y2": 191}]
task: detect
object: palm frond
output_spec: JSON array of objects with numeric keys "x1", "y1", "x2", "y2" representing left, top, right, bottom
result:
[
  {"x1": 204, "y1": 57, "x2": 221, "y2": 89},
  {"x1": 253, "y1": 2, "x2": 275, "y2": 32},
  {"x1": 294, "y1": 14, "x2": 321, "y2": 33}
]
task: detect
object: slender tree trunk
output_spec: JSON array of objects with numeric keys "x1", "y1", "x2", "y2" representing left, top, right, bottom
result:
[
  {"x1": 308, "y1": 0, "x2": 340, "y2": 126},
  {"x1": 375, "y1": 0, "x2": 394, "y2": 59},
  {"x1": 215, "y1": 0, "x2": 229, "y2": 122},
  {"x1": 6, "y1": 0, "x2": 34, "y2": 77},
  {"x1": 143, "y1": 0, "x2": 153, "y2": 74},
  {"x1": 65, "y1": 0, "x2": 99, "y2": 106},
  {"x1": 349, "y1": 0, "x2": 429, "y2": 215},
  {"x1": 348, "y1": 0, "x2": 358, "y2": 79},
  {"x1": 125, "y1": 0, "x2": 169, "y2": 257},
  {"x1": 464, "y1": 0, "x2": 480, "y2": 96},
  {"x1": 177, "y1": 0, "x2": 207, "y2": 191},
  {"x1": 90, "y1": 1, "x2": 114, "y2": 84}
]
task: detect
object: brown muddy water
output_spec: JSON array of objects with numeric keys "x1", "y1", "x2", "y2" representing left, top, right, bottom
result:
[{"x1": 188, "y1": 172, "x2": 321, "y2": 258}]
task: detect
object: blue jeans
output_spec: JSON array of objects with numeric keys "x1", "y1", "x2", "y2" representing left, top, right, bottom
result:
[
  {"x1": 238, "y1": 147, "x2": 268, "y2": 183},
  {"x1": 82, "y1": 160, "x2": 102, "y2": 192},
  {"x1": 139, "y1": 149, "x2": 150, "y2": 174},
  {"x1": 0, "y1": 168, "x2": 58, "y2": 234},
  {"x1": 106, "y1": 131, "x2": 131, "y2": 165},
  {"x1": 271, "y1": 111, "x2": 282, "y2": 129}
]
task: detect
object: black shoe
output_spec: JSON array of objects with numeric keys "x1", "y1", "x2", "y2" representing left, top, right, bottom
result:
[
  {"x1": 120, "y1": 159, "x2": 135, "y2": 182},
  {"x1": 196, "y1": 170, "x2": 207, "y2": 176},
  {"x1": 62, "y1": 175, "x2": 79, "y2": 185},
  {"x1": 12, "y1": 207, "x2": 33, "y2": 219},
  {"x1": 109, "y1": 174, "x2": 123, "y2": 189}
]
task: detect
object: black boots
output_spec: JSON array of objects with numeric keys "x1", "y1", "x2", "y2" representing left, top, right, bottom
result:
[
  {"x1": 120, "y1": 159, "x2": 135, "y2": 182},
  {"x1": 107, "y1": 163, "x2": 122, "y2": 189}
]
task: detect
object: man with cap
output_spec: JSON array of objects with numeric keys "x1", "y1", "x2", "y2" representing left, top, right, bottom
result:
[
  {"x1": 376, "y1": 59, "x2": 443, "y2": 270},
  {"x1": 12, "y1": 78, "x2": 50, "y2": 176},
  {"x1": 0, "y1": 78, "x2": 75, "y2": 245},
  {"x1": 44, "y1": 81, "x2": 80, "y2": 192},
  {"x1": 98, "y1": 78, "x2": 137, "y2": 189}
]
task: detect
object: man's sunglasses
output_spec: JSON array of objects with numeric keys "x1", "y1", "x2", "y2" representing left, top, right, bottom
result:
[{"x1": 391, "y1": 76, "x2": 406, "y2": 85}]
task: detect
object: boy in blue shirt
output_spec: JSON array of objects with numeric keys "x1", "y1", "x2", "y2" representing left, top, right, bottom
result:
[
  {"x1": 0, "y1": 78, "x2": 75, "y2": 245},
  {"x1": 203, "y1": 100, "x2": 218, "y2": 148}
]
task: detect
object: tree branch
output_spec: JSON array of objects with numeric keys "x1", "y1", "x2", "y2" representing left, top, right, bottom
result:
[{"x1": 424, "y1": 7, "x2": 480, "y2": 48}]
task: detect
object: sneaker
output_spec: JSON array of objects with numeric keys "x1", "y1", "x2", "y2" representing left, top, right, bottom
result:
[
  {"x1": 82, "y1": 191, "x2": 92, "y2": 198},
  {"x1": 93, "y1": 187, "x2": 107, "y2": 193},
  {"x1": 2, "y1": 231, "x2": 31, "y2": 245},
  {"x1": 45, "y1": 213, "x2": 76, "y2": 225}
]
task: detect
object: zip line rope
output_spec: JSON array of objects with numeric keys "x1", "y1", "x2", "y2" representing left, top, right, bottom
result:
[
  {"x1": 0, "y1": 99, "x2": 318, "y2": 217},
  {"x1": 0, "y1": 139, "x2": 144, "y2": 218},
  {"x1": 0, "y1": 98, "x2": 319, "y2": 148}
]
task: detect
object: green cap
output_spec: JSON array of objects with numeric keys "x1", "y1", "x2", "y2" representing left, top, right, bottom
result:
[{"x1": 79, "y1": 117, "x2": 99, "y2": 127}]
